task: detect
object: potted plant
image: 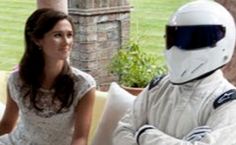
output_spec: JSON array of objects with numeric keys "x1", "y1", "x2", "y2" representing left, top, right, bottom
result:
[{"x1": 109, "y1": 41, "x2": 167, "y2": 95}]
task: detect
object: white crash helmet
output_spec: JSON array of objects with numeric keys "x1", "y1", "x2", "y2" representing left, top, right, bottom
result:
[{"x1": 164, "y1": 0, "x2": 236, "y2": 84}]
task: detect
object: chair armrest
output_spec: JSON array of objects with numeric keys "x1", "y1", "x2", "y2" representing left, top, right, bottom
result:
[
  {"x1": 0, "y1": 71, "x2": 9, "y2": 104},
  {"x1": 88, "y1": 91, "x2": 108, "y2": 145}
]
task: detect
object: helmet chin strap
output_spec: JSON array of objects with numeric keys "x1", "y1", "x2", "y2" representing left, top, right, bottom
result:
[{"x1": 171, "y1": 69, "x2": 218, "y2": 85}]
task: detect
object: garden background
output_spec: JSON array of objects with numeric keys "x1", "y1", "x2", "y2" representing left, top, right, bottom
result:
[{"x1": 0, "y1": 0, "x2": 188, "y2": 71}]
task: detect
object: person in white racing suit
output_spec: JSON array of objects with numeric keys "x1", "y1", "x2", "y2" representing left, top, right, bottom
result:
[{"x1": 112, "y1": 0, "x2": 236, "y2": 145}]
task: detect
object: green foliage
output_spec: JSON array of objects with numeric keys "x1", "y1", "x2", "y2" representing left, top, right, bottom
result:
[{"x1": 109, "y1": 41, "x2": 167, "y2": 88}]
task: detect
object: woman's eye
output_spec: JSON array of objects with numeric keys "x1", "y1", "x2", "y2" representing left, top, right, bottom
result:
[
  {"x1": 67, "y1": 33, "x2": 73, "y2": 38},
  {"x1": 54, "y1": 33, "x2": 62, "y2": 37}
]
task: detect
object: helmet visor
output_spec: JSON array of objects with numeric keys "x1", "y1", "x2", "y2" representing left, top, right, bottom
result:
[{"x1": 166, "y1": 25, "x2": 225, "y2": 50}]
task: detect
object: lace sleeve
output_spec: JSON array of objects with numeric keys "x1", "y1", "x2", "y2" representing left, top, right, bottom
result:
[
  {"x1": 72, "y1": 69, "x2": 96, "y2": 106},
  {"x1": 7, "y1": 70, "x2": 21, "y2": 103}
]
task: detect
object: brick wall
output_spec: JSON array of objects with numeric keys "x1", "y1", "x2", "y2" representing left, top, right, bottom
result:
[{"x1": 69, "y1": 0, "x2": 131, "y2": 90}]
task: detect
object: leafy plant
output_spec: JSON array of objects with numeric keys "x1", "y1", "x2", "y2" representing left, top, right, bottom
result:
[{"x1": 109, "y1": 41, "x2": 167, "y2": 88}]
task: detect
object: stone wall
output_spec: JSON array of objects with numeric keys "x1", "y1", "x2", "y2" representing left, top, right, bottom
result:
[
  {"x1": 69, "y1": 0, "x2": 129, "y2": 8},
  {"x1": 216, "y1": 0, "x2": 236, "y2": 86},
  {"x1": 69, "y1": 0, "x2": 131, "y2": 90}
]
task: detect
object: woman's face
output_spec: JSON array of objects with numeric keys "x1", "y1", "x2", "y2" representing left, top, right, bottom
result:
[{"x1": 37, "y1": 19, "x2": 74, "y2": 62}]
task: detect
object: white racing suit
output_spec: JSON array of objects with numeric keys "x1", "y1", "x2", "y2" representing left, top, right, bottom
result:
[{"x1": 113, "y1": 70, "x2": 236, "y2": 145}]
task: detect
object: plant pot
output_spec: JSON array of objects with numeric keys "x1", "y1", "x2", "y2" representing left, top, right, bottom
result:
[{"x1": 121, "y1": 85, "x2": 143, "y2": 96}]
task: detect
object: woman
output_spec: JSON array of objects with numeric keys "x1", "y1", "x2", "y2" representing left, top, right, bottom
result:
[{"x1": 0, "y1": 8, "x2": 96, "y2": 145}]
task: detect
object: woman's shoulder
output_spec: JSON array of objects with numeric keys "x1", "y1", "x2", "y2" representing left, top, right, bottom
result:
[
  {"x1": 71, "y1": 67, "x2": 94, "y2": 79},
  {"x1": 8, "y1": 69, "x2": 20, "y2": 83},
  {"x1": 71, "y1": 67, "x2": 96, "y2": 85},
  {"x1": 70, "y1": 67, "x2": 96, "y2": 102}
]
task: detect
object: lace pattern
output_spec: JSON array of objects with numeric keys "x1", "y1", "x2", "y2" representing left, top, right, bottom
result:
[
  {"x1": 0, "y1": 68, "x2": 96, "y2": 145},
  {"x1": 22, "y1": 88, "x2": 70, "y2": 118}
]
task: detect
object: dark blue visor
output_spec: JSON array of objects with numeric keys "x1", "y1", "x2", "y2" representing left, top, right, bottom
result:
[{"x1": 165, "y1": 25, "x2": 225, "y2": 50}]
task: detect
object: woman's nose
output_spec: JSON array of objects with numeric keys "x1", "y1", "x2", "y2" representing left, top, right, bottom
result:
[{"x1": 63, "y1": 36, "x2": 71, "y2": 44}]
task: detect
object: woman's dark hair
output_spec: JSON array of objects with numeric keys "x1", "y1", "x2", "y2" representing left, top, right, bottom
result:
[{"x1": 20, "y1": 8, "x2": 76, "y2": 111}]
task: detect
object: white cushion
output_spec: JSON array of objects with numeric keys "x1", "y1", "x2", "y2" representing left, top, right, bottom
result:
[{"x1": 91, "y1": 82, "x2": 135, "y2": 145}]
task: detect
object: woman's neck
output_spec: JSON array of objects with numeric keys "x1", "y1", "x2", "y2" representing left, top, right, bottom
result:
[{"x1": 42, "y1": 60, "x2": 65, "y2": 89}]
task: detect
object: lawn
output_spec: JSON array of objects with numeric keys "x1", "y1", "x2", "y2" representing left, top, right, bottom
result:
[
  {"x1": 0, "y1": 0, "x2": 36, "y2": 71},
  {"x1": 129, "y1": 0, "x2": 189, "y2": 64},
  {"x1": 0, "y1": 0, "x2": 188, "y2": 71}
]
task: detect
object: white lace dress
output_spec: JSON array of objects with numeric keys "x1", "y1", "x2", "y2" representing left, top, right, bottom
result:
[{"x1": 0, "y1": 67, "x2": 96, "y2": 145}]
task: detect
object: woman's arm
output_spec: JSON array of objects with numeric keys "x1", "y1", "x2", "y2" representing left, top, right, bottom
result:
[
  {"x1": 0, "y1": 86, "x2": 19, "y2": 136},
  {"x1": 71, "y1": 88, "x2": 96, "y2": 145}
]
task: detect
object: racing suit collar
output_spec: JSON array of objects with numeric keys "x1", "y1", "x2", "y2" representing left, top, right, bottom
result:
[{"x1": 178, "y1": 70, "x2": 223, "y2": 90}]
